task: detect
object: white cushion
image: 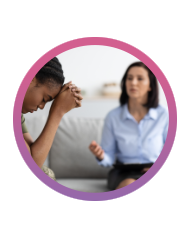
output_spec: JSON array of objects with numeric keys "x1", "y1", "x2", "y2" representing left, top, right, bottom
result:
[
  {"x1": 49, "y1": 116, "x2": 110, "y2": 178},
  {"x1": 57, "y1": 179, "x2": 109, "y2": 193}
]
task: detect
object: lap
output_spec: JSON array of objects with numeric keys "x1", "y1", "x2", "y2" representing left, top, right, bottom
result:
[{"x1": 107, "y1": 168, "x2": 144, "y2": 190}]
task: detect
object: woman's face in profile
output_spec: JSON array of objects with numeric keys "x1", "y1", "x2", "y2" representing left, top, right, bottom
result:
[
  {"x1": 126, "y1": 66, "x2": 151, "y2": 100},
  {"x1": 22, "y1": 77, "x2": 61, "y2": 114}
]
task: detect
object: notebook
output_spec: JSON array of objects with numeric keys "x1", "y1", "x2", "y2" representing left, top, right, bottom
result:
[{"x1": 113, "y1": 163, "x2": 153, "y2": 171}]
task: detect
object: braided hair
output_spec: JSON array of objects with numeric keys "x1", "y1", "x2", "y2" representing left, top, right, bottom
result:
[{"x1": 35, "y1": 57, "x2": 65, "y2": 87}]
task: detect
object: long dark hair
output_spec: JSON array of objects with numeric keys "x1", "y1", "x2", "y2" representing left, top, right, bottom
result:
[
  {"x1": 35, "y1": 57, "x2": 65, "y2": 87},
  {"x1": 119, "y1": 62, "x2": 159, "y2": 109}
]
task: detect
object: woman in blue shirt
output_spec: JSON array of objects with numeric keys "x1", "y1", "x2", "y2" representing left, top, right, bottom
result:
[{"x1": 89, "y1": 62, "x2": 168, "y2": 190}]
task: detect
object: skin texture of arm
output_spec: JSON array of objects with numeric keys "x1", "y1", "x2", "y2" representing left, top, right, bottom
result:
[
  {"x1": 23, "y1": 85, "x2": 82, "y2": 168},
  {"x1": 24, "y1": 133, "x2": 33, "y2": 154},
  {"x1": 23, "y1": 113, "x2": 63, "y2": 168}
]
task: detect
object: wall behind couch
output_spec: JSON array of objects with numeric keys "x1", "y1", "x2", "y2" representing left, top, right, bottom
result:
[
  {"x1": 25, "y1": 45, "x2": 168, "y2": 122},
  {"x1": 57, "y1": 45, "x2": 167, "y2": 106}
]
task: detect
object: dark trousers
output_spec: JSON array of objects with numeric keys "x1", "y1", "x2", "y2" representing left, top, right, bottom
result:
[{"x1": 107, "y1": 168, "x2": 145, "y2": 190}]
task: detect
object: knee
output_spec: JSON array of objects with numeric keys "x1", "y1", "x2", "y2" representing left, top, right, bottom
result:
[
  {"x1": 116, "y1": 178, "x2": 136, "y2": 189},
  {"x1": 41, "y1": 166, "x2": 56, "y2": 181}
]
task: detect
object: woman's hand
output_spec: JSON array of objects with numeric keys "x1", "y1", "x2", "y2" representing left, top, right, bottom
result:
[
  {"x1": 49, "y1": 87, "x2": 76, "y2": 118},
  {"x1": 49, "y1": 81, "x2": 83, "y2": 118},
  {"x1": 89, "y1": 140, "x2": 104, "y2": 160},
  {"x1": 61, "y1": 82, "x2": 83, "y2": 108}
]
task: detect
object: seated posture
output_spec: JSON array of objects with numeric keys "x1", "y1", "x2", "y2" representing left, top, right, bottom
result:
[
  {"x1": 89, "y1": 62, "x2": 168, "y2": 190},
  {"x1": 22, "y1": 57, "x2": 83, "y2": 180}
]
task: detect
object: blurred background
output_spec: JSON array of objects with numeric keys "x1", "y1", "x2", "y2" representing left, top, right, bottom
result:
[
  {"x1": 25, "y1": 45, "x2": 168, "y2": 121},
  {"x1": 24, "y1": 45, "x2": 168, "y2": 192}
]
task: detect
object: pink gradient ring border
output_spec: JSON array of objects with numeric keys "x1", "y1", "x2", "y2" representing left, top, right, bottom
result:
[{"x1": 13, "y1": 37, "x2": 177, "y2": 201}]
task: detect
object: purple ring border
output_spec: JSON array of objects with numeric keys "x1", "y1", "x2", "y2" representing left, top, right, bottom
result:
[{"x1": 13, "y1": 37, "x2": 177, "y2": 201}]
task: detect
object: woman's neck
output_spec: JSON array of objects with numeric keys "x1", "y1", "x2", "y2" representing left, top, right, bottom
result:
[{"x1": 128, "y1": 98, "x2": 148, "y2": 123}]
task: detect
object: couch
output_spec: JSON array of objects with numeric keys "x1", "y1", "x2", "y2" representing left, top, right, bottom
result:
[{"x1": 25, "y1": 115, "x2": 112, "y2": 193}]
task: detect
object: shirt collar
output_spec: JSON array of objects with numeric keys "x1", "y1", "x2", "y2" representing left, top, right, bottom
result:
[
  {"x1": 121, "y1": 104, "x2": 158, "y2": 121},
  {"x1": 146, "y1": 108, "x2": 158, "y2": 120}
]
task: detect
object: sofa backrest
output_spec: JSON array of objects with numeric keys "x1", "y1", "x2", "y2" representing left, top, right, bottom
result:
[{"x1": 49, "y1": 116, "x2": 110, "y2": 178}]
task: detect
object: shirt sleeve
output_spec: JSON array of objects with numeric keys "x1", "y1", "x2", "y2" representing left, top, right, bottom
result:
[
  {"x1": 21, "y1": 114, "x2": 28, "y2": 134},
  {"x1": 96, "y1": 113, "x2": 117, "y2": 167}
]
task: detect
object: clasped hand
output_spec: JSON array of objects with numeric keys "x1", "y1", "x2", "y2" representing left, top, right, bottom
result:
[
  {"x1": 60, "y1": 81, "x2": 83, "y2": 108},
  {"x1": 49, "y1": 81, "x2": 83, "y2": 117}
]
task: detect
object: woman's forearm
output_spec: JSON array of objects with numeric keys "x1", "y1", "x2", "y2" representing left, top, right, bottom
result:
[
  {"x1": 27, "y1": 85, "x2": 82, "y2": 168},
  {"x1": 30, "y1": 113, "x2": 63, "y2": 168}
]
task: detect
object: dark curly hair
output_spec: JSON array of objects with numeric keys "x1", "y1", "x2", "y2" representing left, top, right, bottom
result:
[
  {"x1": 35, "y1": 57, "x2": 65, "y2": 87},
  {"x1": 119, "y1": 62, "x2": 159, "y2": 109}
]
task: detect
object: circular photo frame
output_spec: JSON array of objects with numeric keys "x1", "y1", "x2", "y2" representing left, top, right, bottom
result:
[{"x1": 13, "y1": 37, "x2": 177, "y2": 201}]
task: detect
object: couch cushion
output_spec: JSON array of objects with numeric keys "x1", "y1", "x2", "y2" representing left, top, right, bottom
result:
[
  {"x1": 49, "y1": 116, "x2": 110, "y2": 178},
  {"x1": 57, "y1": 179, "x2": 109, "y2": 193}
]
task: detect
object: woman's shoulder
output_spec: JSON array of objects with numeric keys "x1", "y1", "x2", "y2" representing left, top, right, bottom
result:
[
  {"x1": 104, "y1": 106, "x2": 124, "y2": 126},
  {"x1": 154, "y1": 105, "x2": 169, "y2": 125},
  {"x1": 156, "y1": 104, "x2": 168, "y2": 115},
  {"x1": 21, "y1": 113, "x2": 28, "y2": 134},
  {"x1": 106, "y1": 105, "x2": 123, "y2": 118},
  {"x1": 21, "y1": 113, "x2": 25, "y2": 124}
]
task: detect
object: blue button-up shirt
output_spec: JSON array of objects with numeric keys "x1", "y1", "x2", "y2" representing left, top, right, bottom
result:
[{"x1": 97, "y1": 104, "x2": 168, "y2": 167}]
